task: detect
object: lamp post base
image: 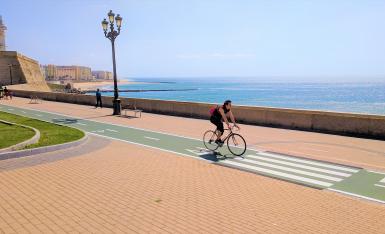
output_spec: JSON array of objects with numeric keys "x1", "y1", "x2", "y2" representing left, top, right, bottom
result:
[{"x1": 113, "y1": 98, "x2": 121, "y2": 115}]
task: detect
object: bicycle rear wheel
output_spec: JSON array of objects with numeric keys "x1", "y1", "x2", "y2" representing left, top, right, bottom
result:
[
  {"x1": 227, "y1": 133, "x2": 246, "y2": 156},
  {"x1": 203, "y1": 130, "x2": 220, "y2": 151}
]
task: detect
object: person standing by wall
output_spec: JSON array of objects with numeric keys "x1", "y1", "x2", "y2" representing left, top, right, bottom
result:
[
  {"x1": 4, "y1": 87, "x2": 12, "y2": 99},
  {"x1": 95, "y1": 88, "x2": 102, "y2": 108}
]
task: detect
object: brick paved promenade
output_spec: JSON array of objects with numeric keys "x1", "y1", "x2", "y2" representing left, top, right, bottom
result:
[{"x1": 0, "y1": 97, "x2": 385, "y2": 233}]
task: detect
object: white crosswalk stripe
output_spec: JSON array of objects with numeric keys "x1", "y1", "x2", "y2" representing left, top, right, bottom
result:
[
  {"x1": 376, "y1": 177, "x2": 385, "y2": 188},
  {"x1": 221, "y1": 160, "x2": 333, "y2": 187},
  {"x1": 233, "y1": 158, "x2": 343, "y2": 182},
  {"x1": 258, "y1": 152, "x2": 359, "y2": 173},
  {"x1": 246, "y1": 154, "x2": 352, "y2": 177},
  {"x1": 219, "y1": 152, "x2": 360, "y2": 188}
]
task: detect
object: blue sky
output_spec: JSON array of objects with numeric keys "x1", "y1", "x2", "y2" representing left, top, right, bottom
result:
[{"x1": 1, "y1": 0, "x2": 385, "y2": 81}]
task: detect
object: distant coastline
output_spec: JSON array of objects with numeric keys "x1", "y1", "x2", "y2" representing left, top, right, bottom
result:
[
  {"x1": 84, "y1": 88, "x2": 197, "y2": 93},
  {"x1": 72, "y1": 80, "x2": 156, "y2": 91}
]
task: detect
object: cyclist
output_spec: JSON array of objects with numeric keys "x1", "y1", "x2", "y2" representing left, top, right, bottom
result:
[{"x1": 210, "y1": 100, "x2": 240, "y2": 145}]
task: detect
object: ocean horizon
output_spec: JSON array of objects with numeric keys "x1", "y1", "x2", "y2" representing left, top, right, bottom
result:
[{"x1": 99, "y1": 78, "x2": 385, "y2": 116}]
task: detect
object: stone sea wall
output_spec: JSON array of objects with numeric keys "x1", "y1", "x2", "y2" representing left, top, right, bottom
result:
[{"x1": 11, "y1": 89, "x2": 385, "y2": 140}]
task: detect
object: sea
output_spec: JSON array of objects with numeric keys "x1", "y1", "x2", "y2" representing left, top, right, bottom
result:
[{"x1": 100, "y1": 78, "x2": 385, "y2": 116}]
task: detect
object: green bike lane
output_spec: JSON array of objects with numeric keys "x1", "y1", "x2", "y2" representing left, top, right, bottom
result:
[{"x1": 1, "y1": 104, "x2": 384, "y2": 204}]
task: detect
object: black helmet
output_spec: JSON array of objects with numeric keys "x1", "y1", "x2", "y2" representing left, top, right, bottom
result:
[{"x1": 224, "y1": 100, "x2": 232, "y2": 106}]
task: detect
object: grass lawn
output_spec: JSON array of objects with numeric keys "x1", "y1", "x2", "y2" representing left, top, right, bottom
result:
[
  {"x1": 0, "y1": 122, "x2": 36, "y2": 149},
  {"x1": 0, "y1": 111, "x2": 85, "y2": 149}
]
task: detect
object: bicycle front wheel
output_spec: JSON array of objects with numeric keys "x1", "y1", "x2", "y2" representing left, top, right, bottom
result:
[
  {"x1": 227, "y1": 133, "x2": 246, "y2": 156},
  {"x1": 203, "y1": 130, "x2": 219, "y2": 151}
]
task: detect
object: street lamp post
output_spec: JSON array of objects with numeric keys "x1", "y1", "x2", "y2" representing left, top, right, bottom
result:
[
  {"x1": 7, "y1": 64, "x2": 13, "y2": 85},
  {"x1": 102, "y1": 10, "x2": 123, "y2": 115}
]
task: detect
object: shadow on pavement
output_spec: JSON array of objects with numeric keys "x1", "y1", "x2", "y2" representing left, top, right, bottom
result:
[
  {"x1": 51, "y1": 114, "x2": 116, "y2": 124},
  {"x1": 199, "y1": 151, "x2": 235, "y2": 162},
  {"x1": 118, "y1": 115, "x2": 137, "y2": 119}
]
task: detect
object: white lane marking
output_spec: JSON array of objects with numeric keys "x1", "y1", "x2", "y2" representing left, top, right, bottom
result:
[
  {"x1": 234, "y1": 158, "x2": 342, "y2": 182},
  {"x1": 248, "y1": 154, "x2": 352, "y2": 177},
  {"x1": 7, "y1": 108, "x2": 14, "y2": 111},
  {"x1": 106, "y1": 129, "x2": 118, "y2": 132},
  {"x1": 77, "y1": 123, "x2": 87, "y2": 126},
  {"x1": 185, "y1": 149, "x2": 211, "y2": 156},
  {"x1": 374, "y1": 184, "x2": 385, "y2": 188},
  {"x1": 221, "y1": 160, "x2": 333, "y2": 187},
  {"x1": 35, "y1": 114, "x2": 43, "y2": 117},
  {"x1": 144, "y1": 136, "x2": 160, "y2": 141},
  {"x1": 328, "y1": 188, "x2": 385, "y2": 204},
  {"x1": 196, "y1": 147, "x2": 208, "y2": 150},
  {"x1": 21, "y1": 111, "x2": 26, "y2": 113},
  {"x1": 258, "y1": 152, "x2": 359, "y2": 173},
  {"x1": 88, "y1": 133, "x2": 210, "y2": 163},
  {"x1": 97, "y1": 130, "x2": 105, "y2": 133},
  {"x1": 368, "y1": 170, "x2": 385, "y2": 175},
  {"x1": 380, "y1": 177, "x2": 385, "y2": 183},
  {"x1": 196, "y1": 147, "x2": 213, "y2": 152}
]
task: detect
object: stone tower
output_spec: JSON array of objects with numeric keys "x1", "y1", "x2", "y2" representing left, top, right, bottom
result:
[{"x1": 0, "y1": 16, "x2": 6, "y2": 51}]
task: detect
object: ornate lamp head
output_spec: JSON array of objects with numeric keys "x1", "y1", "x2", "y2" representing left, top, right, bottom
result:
[
  {"x1": 101, "y1": 18, "x2": 108, "y2": 32},
  {"x1": 108, "y1": 10, "x2": 115, "y2": 23},
  {"x1": 115, "y1": 14, "x2": 122, "y2": 29}
]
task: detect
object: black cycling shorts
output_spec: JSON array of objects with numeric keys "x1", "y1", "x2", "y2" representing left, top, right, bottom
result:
[{"x1": 210, "y1": 116, "x2": 224, "y2": 134}]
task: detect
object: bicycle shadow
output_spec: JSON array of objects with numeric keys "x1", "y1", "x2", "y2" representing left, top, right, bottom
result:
[{"x1": 198, "y1": 150, "x2": 236, "y2": 162}]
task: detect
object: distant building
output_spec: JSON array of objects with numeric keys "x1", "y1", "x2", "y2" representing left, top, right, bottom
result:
[
  {"x1": 92, "y1": 70, "x2": 113, "y2": 80},
  {"x1": 0, "y1": 16, "x2": 7, "y2": 51},
  {"x1": 42, "y1": 65, "x2": 92, "y2": 81},
  {"x1": 45, "y1": 64, "x2": 57, "y2": 80},
  {"x1": 77, "y1": 66, "x2": 92, "y2": 81},
  {"x1": 56, "y1": 66, "x2": 77, "y2": 80}
]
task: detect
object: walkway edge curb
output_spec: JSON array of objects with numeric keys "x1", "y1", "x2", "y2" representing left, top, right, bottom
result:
[
  {"x1": 0, "y1": 132, "x2": 88, "y2": 161},
  {"x1": 0, "y1": 120, "x2": 41, "y2": 153}
]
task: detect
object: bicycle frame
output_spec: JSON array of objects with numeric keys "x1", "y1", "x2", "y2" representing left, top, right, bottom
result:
[
  {"x1": 214, "y1": 127, "x2": 236, "y2": 141},
  {"x1": 203, "y1": 126, "x2": 246, "y2": 156}
]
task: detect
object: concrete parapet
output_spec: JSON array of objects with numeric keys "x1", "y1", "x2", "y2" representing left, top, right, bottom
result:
[{"x1": 10, "y1": 90, "x2": 385, "y2": 139}]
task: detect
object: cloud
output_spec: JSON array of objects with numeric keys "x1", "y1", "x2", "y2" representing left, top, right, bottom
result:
[{"x1": 177, "y1": 53, "x2": 256, "y2": 60}]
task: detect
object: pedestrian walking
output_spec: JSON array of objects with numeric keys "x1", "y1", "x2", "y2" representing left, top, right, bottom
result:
[{"x1": 95, "y1": 89, "x2": 102, "y2": 108}]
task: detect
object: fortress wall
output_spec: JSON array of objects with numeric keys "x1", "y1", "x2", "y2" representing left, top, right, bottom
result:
[
  {"x1": 10, "y1": 89, "x2": 385, "y2": 140},
  {"x1": 0, "y1": 51, "x2": 50, "y2": 91}
]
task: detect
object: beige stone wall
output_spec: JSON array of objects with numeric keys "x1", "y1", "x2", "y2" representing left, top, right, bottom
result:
[
  {"x1": 10, "y1": 89, "x2": 385, "y2": 139},
  {"x1": 0, "y1": 51, "x2": 50, "y2": 91}
]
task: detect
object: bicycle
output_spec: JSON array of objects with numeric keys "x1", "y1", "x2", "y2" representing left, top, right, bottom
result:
[{"x1": 203, "y1": 126, "x2": 247, "y2": 156}]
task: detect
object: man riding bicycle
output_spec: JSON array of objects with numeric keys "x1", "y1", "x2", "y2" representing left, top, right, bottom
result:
[{"x1": 210, "y1": 100, "x2": 240, "y2": 146}]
